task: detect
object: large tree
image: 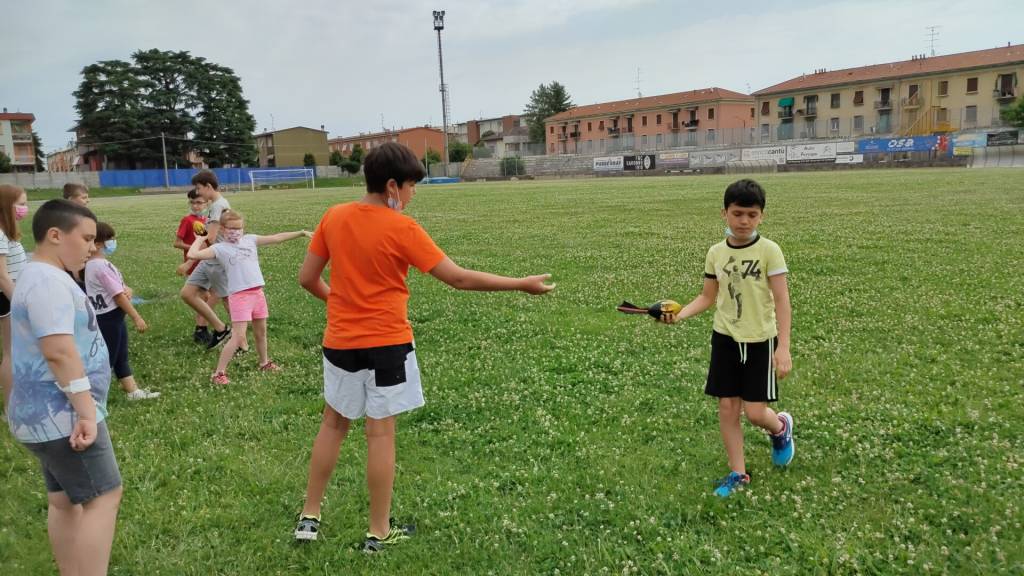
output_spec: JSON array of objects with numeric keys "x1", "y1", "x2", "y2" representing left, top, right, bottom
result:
[
  {"x1": 1002, "y1": 96, "x2": 1024, "y2": 128},
  {"x1": 523, "y1": 82, "x2": 573, "y2": 143},
  {"x1": 32, "y1": 130, "x2": 45, "y2": 171},
  {"x1": 0, "y1": 151, "x2": 11, "y2": 173},
  {"x1": 74, "y1": 49, "x2": 257, "y2": 169}
]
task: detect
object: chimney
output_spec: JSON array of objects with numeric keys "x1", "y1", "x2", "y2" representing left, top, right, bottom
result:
[
  {"x1": 320, "y1": 124, "x2": 325, "y2": 131},
  {"x1": 2, "y1": 107, "x2": 6, "y2": 113}
]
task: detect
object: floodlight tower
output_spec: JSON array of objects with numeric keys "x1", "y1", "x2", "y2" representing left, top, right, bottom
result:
[{"x1": 433, "y1": 10, "x2": 450, "y2": 177}]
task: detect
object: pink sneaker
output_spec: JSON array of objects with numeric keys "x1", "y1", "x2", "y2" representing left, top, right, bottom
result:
[
  {"x1": 211, "y1": 372, "x2": 230, "y2": 385},
  {"x1": 258, "y1": 361, "x2": 281, "y2": 372}
]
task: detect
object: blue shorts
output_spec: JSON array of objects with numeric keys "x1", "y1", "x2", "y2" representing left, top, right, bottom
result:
[{"x1": 23, "y1": 421, "x2": 122, "y2": 504}]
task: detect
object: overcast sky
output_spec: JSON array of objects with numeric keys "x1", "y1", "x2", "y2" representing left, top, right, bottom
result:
[{"x1": 3, "y1": 0, "x2": 1022, "y2": 154}]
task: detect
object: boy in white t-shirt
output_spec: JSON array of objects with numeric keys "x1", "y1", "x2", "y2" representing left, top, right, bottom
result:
[
  {"x1": 188, "y1": 209, "x2": 310, "y2": 384},
  {"x1": 84, "y1": 221, "x2": 160, "y2": 401}
]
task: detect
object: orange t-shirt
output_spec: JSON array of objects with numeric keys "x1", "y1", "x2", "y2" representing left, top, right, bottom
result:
[{"x1": 309, "y1": 202, "x2": 446, "y2": 349}]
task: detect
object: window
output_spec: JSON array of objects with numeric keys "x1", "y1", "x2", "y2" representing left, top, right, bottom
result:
[
  {"x1": 761, "y1": 101, "x2": 770, "y2": 116},
  {"x1": 831, "y1": 93, "x2": 840, "y2": 108},
  {"x1": 642, "y1": 116, "x2": 648, "y2": 127},
  {"x1": 641, "y1": 135, "x2": 648, "y2": 149},
  {"x1": 707, "y1": 129, "x2": 716, "y2": 144},
  {"x1": 830, "y1": 117, "x2": 840, "y2": 132},
  {"x1": 586, "y1": 140, "x2": 593, "y2": 153},
  {"x1": 600, "y1": 139, "x2": 605, "y2": 151},
  {"x1": 550, "y1": 126, "x2": 554, "y2": 134},
  {"x1": 750, "y1": 107, "x2": 755, "y2": 118},
  {"x1": 708, "y1": 108, "x2": 715, "y2": 120},
  {"x1": 587, "y1": 122, "x2": 592, "y2": 132},
  {"x1": 938, "y1": 80, "x2": 948, "y2": 96},
  {"x1": 937, "y1": 108, "x2": 949, "y2": 123},
  {"x1": 804, "y1": 120, "x2": 816, "y2": 138},
  {"x1": 853, "y1": 115, "x2": 864, "y2": 132},
  {"x1": 966, "y1": 77, "x2": 978, "y2": 93},
  {"x1": 965, "y1": 105, "x2": 977, "y2": 124},
  {"x1": 656, "y1": 114, "x2": 662, "y2": 125},
  {"x1": 656, "y1": 133, "x2": 663, "y2": 148},
  {"x1": 854, "y1": 90, "x2": 864, "y2": 105},
  {"x1": 549, "y1": 143, "x2": 555, "y2": 153},
  {"x1": 599, "y1": 120, "x2": 605, "y2": 131},
  {"x1": 908, "y1": 84, "x2": 919, "y2": 98},
  {"x1": 761, "y1": 124, "x2": 770, "y2": 140}
]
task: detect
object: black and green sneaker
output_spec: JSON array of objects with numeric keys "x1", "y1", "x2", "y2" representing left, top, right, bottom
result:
[
  {"x1": 294, "y1": 515, "x2": 321, "y2": 541},
  {"x1": 362, "y1": 523, "x2": 415, "y2": 553}
]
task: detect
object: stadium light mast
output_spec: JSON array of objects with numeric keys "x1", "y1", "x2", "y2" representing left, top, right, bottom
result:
[{"x1": 433, "y1": 10, "x2": 450, "y2": 177}]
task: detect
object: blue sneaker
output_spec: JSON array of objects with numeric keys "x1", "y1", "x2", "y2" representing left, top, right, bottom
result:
[
  {"x1": 713, "y1": 471, "x2": 750, "y2": 497},
  {"x1": 771, "y1": 412, "x2": 794, "y2": 467}
]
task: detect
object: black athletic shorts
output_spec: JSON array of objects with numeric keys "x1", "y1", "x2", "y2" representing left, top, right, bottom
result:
[
  {"x1": 0, "y1": 293, "x2": 9, "y2": 318},
  {"x1": 705, "y1": 330, "x2": 780, "y2": 403}
]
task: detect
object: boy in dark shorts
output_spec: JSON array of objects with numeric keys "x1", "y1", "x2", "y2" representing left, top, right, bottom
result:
[
  {"x1": 7, "y1": 199, "x2": 122, "y2": 574},
  {"x1": 661, "y1": 179, "x2": 794, "y2": 497}
]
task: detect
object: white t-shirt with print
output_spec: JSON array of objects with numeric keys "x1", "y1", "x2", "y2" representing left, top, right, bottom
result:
[
  {"x1": 0, "y1": 229, "x2": 28, "y2": 283},
  {"x1": 212, "y1": 234, "x2": 264, "y2": 295},
  {"x1": 84, "y1": 258, "x2": 126, "y2": 315}
]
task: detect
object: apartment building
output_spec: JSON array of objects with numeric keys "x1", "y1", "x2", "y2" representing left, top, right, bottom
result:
[
  {"x1": 328, "y1": 126, "x2": 445, "y2": 161},
  {"x1": 254, "y1": 126, "x2": 330, "y2": 168},
  {"x1": 0, "y1": 109, "x2": 36, "y2": 172}
]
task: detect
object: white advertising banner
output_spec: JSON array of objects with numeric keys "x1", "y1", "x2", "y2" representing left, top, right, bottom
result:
[
  {"x1": 836, "y1": 141, "x2": 856, "y2": 154},
  {"x1": 835, "y1": 154, "x2": 864, "y2": 164},
  {"x1": 593, "y1": 156, "x2": 624, "y2": 172},
  {"x1": 786, "y1": 143, "x2": 838, "y2": 163},
  {"x1": 741, "y1": 146, "x2": 787, "y2": 165},
  {"x1": 690, "y1": 149, "x2": 741, "y2": 167}
]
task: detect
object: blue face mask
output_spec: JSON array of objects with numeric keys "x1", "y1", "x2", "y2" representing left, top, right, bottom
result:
[
  {"x1": 102, "y1": 239, "x2": 117, "y2": 255},
  {"x1": 386, "y1": 196, "x2": 401, "y2": 211},
  {"x1": 725, "y1": 227, "x2": 758, "y2": 241}
]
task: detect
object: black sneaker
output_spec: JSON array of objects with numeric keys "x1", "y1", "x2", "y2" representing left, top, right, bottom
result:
[
  {"x1": 193, "y1": 328, "x2": 211, "y2": 345},
  {"x1": 294, "y1": 515, "x2": 320, "y2": 541},
  {"x1": 206, "y1": 327, "x2": 232, "y2": 350},
  {"x1": 362, "y1": 523, "x2": 415, "y2": 553}
]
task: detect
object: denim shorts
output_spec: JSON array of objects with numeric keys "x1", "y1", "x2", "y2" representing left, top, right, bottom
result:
[{"x1": 23, "y1": 421, "x2": 122, "y2": 504}]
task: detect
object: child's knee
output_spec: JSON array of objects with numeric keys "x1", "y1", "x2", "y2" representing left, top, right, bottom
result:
[
  {"x1": 718, "y1": 397, "x2": 742, "y2": 417},
  {"x1": 322, "y1": 406, "x2": 349, "y2": 432}
]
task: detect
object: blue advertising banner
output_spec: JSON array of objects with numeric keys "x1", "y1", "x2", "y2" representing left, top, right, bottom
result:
[{"x1": 856, "y1": 135, "x2": 951, "y2": 155}]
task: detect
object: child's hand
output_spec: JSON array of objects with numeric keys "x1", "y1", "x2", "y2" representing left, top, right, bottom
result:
[
  {"x1": 133, "y1": 316, "x2": 148, "y2": 333},
  {"x1": 658, "y1": 311, "x2": 680, "y2": 324},
  {"x1": 69, "y1": 418, "x2": 97, "y2": 451},
  {"x1": 301, "y1": 230, "x2": 313, "y2": 238},
  {"x1": 175, "y1": 261, "x2": 192, "y2": 276},
  {"x1": 774, "y1": 347, "x2": 792, "y2": 380},
  {"x1": 521, "y1": 274, "x2": 555, "y2": 295}
]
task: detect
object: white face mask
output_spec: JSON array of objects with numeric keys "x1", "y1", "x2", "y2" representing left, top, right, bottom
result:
[
  {"x1": 223, "y1": 228, "x2": 244, "y2": 243},
  {"x1": 387, "y1": 196, "x2": 401, "y2": 211},
  {"x1": 725, "y1": 227, "x2": 758, "y2": 241}
]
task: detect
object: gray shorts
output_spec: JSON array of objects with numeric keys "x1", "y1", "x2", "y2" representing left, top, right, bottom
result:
[
  {"x1": 23, "y1": 421, "x2": 122, "y2": 505},
  {"x1": 186, "y1": 259, "x2": 229, "y2": 298},
  {"x1": 322, "y1": 344, "x2": 424, "y2": 420}
]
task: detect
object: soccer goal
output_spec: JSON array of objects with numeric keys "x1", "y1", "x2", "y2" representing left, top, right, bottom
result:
[{"x1": 249, "y1": 168, "x2": 316, "y2": 192}]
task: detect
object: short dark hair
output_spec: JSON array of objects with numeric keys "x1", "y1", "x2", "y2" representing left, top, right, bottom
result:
[
  {"x1": 32, "y1": 199, "x2": 97, "y2": 242},
  {"x1": 191, "y1": 170, "x2": 219, "y2": 189},
  {"x1": 364, "y1": 142, "x2": 425, "y2": 194},
  {"x1": 95, "y1": 221, "x2": 116, "y2": 243},
  {"x1": 723, "y1": 179, "x2": 766, "y2": 210},
  {"x1": 62, "y1": 182, "x2": 89, "y2": 199},
  {"x1": 187, "y1": 187, "x2": 200, "y2": 200}
]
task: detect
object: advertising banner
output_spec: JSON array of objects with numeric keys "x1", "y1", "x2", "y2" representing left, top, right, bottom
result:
[
  {"x1": 658, "y1": 151, "x2": 690, "y2": 168},
  {"x1": 690, "y1": 149, "x2": 741, "y2": 167},
  {"x1": 987, "y1": 131, "x2": 1020, "y2": 147},
  {"x1": 856, "y1": 135, "x2": 950, "y2": 154},
  {"x1": 741, "y1": 146, "x2": 787, "y2": 164},
  {"x1": 593, "y1": 156, "x2": 624, "y2": 172},
  {"x1": 786, "y1": 143, "x2": 837, "y2": 163},
  {"x1": 623, "y1": 154, "x2": 656, "y2": 171},
  {"x1": 835, "y1": 154, "x2": 864, "y2": 164},
  {"x1": 836, "y1": 141, "x2": 856, "y2": 154}
]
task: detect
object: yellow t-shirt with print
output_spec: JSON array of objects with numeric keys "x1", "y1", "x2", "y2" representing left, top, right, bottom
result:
[{"x1": 704, "y1": 235, "x2": 787, "y2": 342}]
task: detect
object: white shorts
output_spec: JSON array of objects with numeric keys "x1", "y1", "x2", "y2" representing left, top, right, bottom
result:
[{"x1": 322, "y1": 344, "x2": 424, "y2": 420}]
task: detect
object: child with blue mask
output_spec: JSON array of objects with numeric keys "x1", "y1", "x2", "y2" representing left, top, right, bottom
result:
[{"x1": 84, "y1": 222, "x2": 160, "y2": 401}]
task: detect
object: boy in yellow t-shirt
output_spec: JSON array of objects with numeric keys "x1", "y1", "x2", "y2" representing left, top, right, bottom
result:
[{"x1": 661, "y1": 179, "x2": 794, "y2": 497}]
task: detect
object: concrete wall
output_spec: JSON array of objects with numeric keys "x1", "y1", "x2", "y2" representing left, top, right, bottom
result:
[{"x1": 0, "y1": 172, "x2": 100, "y2": 189}]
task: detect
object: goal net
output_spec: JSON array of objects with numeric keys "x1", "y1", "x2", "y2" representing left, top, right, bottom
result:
[{"x1": 249, "y1": 168, "x2": 315, "y2": 192}]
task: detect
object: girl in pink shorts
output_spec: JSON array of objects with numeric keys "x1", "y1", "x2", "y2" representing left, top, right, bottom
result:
[{"x1": 188, "y1": 209, "x2": 311, "y2": 384}]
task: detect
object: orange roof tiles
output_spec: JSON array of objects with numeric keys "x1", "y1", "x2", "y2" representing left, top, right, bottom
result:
[
  {"x1": 546, "y1": 87, "x2": 751, "y2": 123},
  {"x1": 754, "y1": 44, "x2": 1024, "y2": 96}
]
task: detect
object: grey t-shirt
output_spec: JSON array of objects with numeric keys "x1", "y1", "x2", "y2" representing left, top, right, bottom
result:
[
  {"x1": 212, "y1": 234, "x2": 264, "y2": 295},
  {"x1": 207, "y1": 195, "x2": 231, "y2": 240}
]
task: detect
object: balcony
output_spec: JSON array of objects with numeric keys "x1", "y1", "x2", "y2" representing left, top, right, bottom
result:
[
  {"x1": 777, "y1": 109, "x2": 793, "y2": 120},
  {"x1": 557, "y1": 132, "x2": 568, "y2": 141},
  {"x1": 607, "y1": 126, "x2": 620, "y2": 137},
  {"x1": 797, "y1": 107, "x2": 818, "y2": 118},
  {"x1": 684, "y1": 119, "x2": 699, "y2": 129},
  {"x1": 901, "y1": 94, "x2": 921, "y2": 109},
  {"x1": 668, "y1": 122, "x2": 680, "y2": 131},
  {"x1": 568, "y1": 131, "x2": 580, "y2": 139},
  {"x1": 12, "y1": 155, "x2": 35, "y2": 165},
  {"x1": 994, "y1": 88, "x2": 1017, "y2": 101},
  {"x1": 874, "y1": 100, "x2": 893, "y2": 110},
  {"x1": 11, "y1": 133, "x2": 33, "y2": 143}
]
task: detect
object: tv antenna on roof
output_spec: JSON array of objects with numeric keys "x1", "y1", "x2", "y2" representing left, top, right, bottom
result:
[
  {"x1": 926, "y1": 25, "x2": 941, "y2": 56},
  {"x1": 635, "y1": 67, "x2": 642, "y2": 98}
]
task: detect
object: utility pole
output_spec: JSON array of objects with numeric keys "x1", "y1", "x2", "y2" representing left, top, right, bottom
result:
[
  {"x1": 161, "y1": 132, "x2": 170, "y2": 190},
  {"x1": 433, "y1": 10, "x2": 450, "y2": 177}
]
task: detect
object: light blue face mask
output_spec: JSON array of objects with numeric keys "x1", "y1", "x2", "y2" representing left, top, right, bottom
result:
[
  {"x1": 725, "y1": 227, "x2": 758, "y2": 241},
  {"x1": 103, "y1": 239, "x2": 117, "y2": 255},
  {"x1": 387, "y1": 196, "x2": 401, "y2": 211}
]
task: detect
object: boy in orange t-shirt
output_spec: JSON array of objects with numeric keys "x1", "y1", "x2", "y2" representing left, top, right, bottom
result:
[{"x1": 294, "y1": 142, "x2": 554, "y2": 552}]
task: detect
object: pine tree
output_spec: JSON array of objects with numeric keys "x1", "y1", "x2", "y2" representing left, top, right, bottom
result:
[
  {"x1": 32, "y1": 131, "x2": 45, "y2": 171},
  {"x1": 523, "y1": 82, "x2": 573, "y2": 143}
]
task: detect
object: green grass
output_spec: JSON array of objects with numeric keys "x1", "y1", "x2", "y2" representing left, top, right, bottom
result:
[
  {"x1": 26, "y1": 187, "x2": 144, "y2": 201},
  {"x1": 1, "y1": 169, "x2": 1022, "y2": 574}
]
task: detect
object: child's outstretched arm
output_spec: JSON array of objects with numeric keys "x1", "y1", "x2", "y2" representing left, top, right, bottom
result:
[
  {"x1": 38, "y1": 334, "x2": 97, "y2": 451},
  {"x1": 429, "y1": 257, "x2": 554, "y2": 295},
  {"x1": 255, "y1": 230, "x2": 313, "y2": 247},
  {"x1": 660, "y1": 278, "x2": 718, "y2": 324},
  {"x1": 298, "y1": 252, "x2": 330, "y2": 302},
  {"x1": 113, "y1": 292, "x2": 148, "y2": 333},
  {"x1": 769, "y1": 273, "x2": 792, "y2": 379},
  {"x1": 187, "y1": 236, "x2": 217, "y2": 261}
]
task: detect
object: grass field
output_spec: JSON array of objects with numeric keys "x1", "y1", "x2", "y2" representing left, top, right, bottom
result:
[{"x1": 1, "y1": 168, "x2": 1022, "y2": 575}]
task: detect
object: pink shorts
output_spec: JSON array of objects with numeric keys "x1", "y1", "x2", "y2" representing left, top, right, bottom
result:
[{"x1": 228, "y1": 287, "x2": 269, "y2": 322}]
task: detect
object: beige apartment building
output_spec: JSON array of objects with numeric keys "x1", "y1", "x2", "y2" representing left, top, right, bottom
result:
[
  {"x1": 753, "y1": 44, "x2": 1023, "y2": 141},
  {"x1": 255, "y1": 126, "x2": 330, "y2": 168},
  {"x1": 544, "y1": 88, "x2": 755, "y2": 155},
  {"x1": 0, "y1": 110, "x2": 36, "y2": 172},
  {"x1": 329, "y1": 126, "x2": 445, "y2": 162}
]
